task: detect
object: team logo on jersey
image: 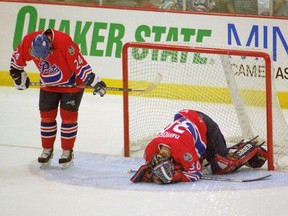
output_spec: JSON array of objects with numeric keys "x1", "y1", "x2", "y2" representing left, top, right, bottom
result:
[
  {"x1": 68, "y1": 46, "x2": 75, "y2": 55},
  {"x1": 183, "y1": 153, "x2": 193, "y2": 161},
  {"x1": 39, "y1": 60, "x2": 61, "y2": 75}
]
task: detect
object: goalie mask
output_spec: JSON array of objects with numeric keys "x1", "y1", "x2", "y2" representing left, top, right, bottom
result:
[
  {"x1": 150, "y1": 154, "x2": 174, "y2": 184},
  {"x1": 31, "y1": 34, "x2": 51, "y2": 58}
]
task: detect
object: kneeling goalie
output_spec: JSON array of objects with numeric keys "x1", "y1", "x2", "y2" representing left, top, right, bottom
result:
[{"x1": 131, "y1": 109, "x2": 268, "y2": 184}]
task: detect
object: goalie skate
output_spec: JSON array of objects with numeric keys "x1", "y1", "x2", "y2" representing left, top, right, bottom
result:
[
  {"x1": 38, "y1": 148, "x2": 53, "y2": 169},
  {"x1": 59, "y1": 150, "x2": 74, "y2": 169}
]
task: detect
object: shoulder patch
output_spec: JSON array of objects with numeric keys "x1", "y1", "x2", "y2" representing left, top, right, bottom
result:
[
  {"x1": 68, "y1": 45, "x2": 75, "y2": 55},
  {"x1": 183, "y1": 153, "x2": 193, "y2": 161}
]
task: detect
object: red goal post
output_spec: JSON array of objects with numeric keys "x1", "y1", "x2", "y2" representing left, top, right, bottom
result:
[{"x1": 122, "y1": 42, "x2": 288, "y2": 171}]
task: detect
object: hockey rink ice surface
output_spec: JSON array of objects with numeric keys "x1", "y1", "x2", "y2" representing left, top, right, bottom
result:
[{"x1": 1, "y1": 87, "x2": 288, "y2": 216}]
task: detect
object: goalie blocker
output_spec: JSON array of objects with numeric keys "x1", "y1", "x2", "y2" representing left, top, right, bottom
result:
[{"x1": 130, "y1": 109, "x2": 268, "y2": 184}]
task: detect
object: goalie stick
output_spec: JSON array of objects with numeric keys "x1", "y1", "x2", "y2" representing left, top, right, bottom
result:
[
  {"x1": 201, "y1": 174, "x2": 271, "y2": 182},
  {"x1": 29, "y1": 73, "x2": 163, "y2": 93},
  {"x1": 127, "y1": 169, "x2": 271, "y2": 182}
]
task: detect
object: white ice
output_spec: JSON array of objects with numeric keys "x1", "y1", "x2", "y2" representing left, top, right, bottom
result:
[{"x1": 1, "y1": 86, "x2": 288, "y2": 216}]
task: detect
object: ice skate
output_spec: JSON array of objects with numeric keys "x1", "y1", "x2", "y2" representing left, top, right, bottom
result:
[
  {"x1": 59, "y1": 149, "x2": 74, "y2": 169},
  {"x1": 38, "y1": 148, "x2": 53, "y2": 169}
]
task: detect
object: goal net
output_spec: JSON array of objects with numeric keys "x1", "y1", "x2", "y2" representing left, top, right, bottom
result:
[{"x1": 122, "y1": 42, "x2": 288, "y2": 171}]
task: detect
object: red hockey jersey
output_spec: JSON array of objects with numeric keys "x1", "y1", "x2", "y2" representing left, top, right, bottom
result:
[
  {"x1": 144, "y1": 109, "x2": 208, "y2": 182},
  {"x1": 10, "y1": 29, "x2": 93, "y2": 93}
]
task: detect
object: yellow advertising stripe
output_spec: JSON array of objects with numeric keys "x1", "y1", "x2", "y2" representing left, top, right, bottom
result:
[
  {"x1": 128, "y1": 82, "x2": 287, "y2": 109},
  {"x1": 0, "y1": 71, "x2": 287, "y2": 109},
  {"x1": 130, "y1": 83, "x2": 267, "y2": 107},
  {"x1": 133, "y1": 84, "x2": 233, "y2": 104},
  {"x1": 278, "y1": 92, "x2": 288, "y2": 109}
]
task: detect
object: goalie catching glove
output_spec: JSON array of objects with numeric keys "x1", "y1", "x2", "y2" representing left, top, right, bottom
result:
[
  {"x1": 86, "y1": 73, "x2": 106, "y2": 97},
  {"x1": 10, "y1": 68, "x2": 30, "y2": 90}
]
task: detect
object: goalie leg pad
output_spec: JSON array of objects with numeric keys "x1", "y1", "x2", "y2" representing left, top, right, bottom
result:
[
  {"x1": 209, "y1": 143, "x2": 268, "y2": 174},
  {"x1": 209, "y1": 154, "x2": 241, "y2": 174},
  {"x1": 245, "y1": 146, "x2": 268, "y2": 168}
]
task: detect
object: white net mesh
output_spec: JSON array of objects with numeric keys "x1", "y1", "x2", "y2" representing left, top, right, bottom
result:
[{"x1": 123, "y1": 43, "x2": 288, "y2": 170}]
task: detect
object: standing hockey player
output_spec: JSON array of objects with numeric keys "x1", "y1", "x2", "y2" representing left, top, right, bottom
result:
[
  {"x1": 131, "y1": 109, "x2": 268, "y2": 184},
  {"x1": 10, "y1": 29, "x2": 106, "y2": 169}
]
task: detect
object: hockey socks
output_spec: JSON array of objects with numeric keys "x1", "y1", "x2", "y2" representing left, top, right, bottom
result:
[
  {"x1": 61, "y1": 122, "x2": 78, "y2": 150},
  {"x1": 41, "y1": 121, "x2": 57, "y2": 149}
]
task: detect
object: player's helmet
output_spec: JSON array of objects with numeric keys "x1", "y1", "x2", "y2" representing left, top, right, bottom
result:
[
  {"x1": 150, "y1": 154, "x2": 174, "y2": 184},
  {"x1": 31, "y1": 34, "x2": 51, "y2": 58}
]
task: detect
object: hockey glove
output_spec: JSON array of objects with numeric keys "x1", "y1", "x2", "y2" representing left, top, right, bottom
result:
[
  {"x1": 86, "y1": 73, "x2": 106, "y2": 97},
  {"x1": 10, "y1": 68, "x2": 30, "y2": 90},
  {"x1": 130, "y1": 165, "x2": 153, "y2": 183}
]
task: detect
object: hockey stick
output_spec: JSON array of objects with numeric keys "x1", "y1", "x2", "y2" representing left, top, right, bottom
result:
[
  {"x1": 29, "y1": 82, "x2": 143, "y2": 92},
  {"x1": 201, "y1": 174, "x2": 272, "y2": 182},
  {"x1": 29, "y1": 73, "x2": 163, "y2": 93},
  {"x1": 127, "y1": 169, "x2": 271, "y2": 182}
]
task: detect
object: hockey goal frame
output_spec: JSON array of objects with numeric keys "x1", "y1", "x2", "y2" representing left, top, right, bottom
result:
[{"x1": 122, "y1": 42, "x2": 274, "y2": 170}]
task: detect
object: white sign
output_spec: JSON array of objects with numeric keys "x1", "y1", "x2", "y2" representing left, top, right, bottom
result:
[{"x1": 0, "y1": 2, "x2": 287, "y2": 92}]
